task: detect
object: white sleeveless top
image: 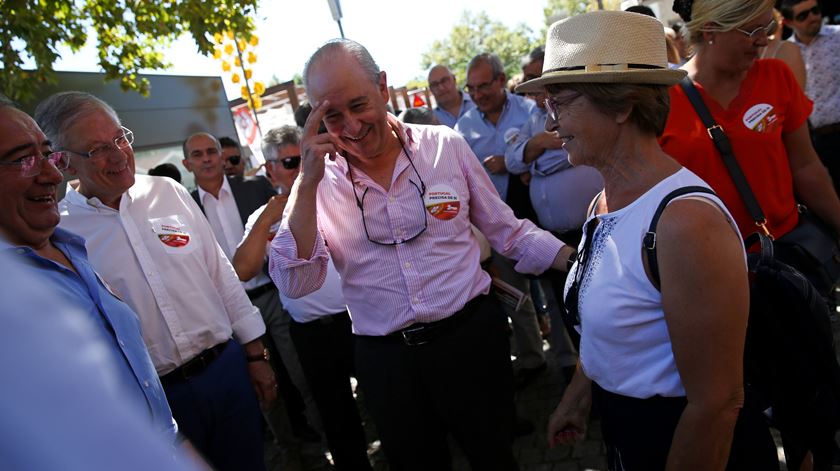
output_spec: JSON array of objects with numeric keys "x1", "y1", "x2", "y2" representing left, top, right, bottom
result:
[{"x1": 565, "y1": 168, "x2": 743, "y2": 399}]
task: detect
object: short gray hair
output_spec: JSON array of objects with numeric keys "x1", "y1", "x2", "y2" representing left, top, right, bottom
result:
[
  {"x1": 303, "y1": 39, "x2": 380, "y2": 94},
  {"x1": 182, "y1": 132, "x2": 220, "y2": 160},
  {"x1": 262, "y1": 125, "x2": 301, "y2": 159},
  {"x1": 467, "y1": 53, "x2": 505, "y2": 79},
  {"x1": 34, "y1": 91, "x2": 120, "y2": 149}
]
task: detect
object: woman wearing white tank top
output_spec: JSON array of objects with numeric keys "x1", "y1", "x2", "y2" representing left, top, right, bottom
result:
[{"x1": 517, "y1": 10, "x2": 751, "y2": 471}]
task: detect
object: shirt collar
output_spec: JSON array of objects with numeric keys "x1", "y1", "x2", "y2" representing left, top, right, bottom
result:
[
  {"x1": 63, "y1": 182, "x2": 122, "y2": 213},
  {"x1": 197, "y1": 175, "x2": 232, "y2": 204},
  {"x1": 0, "y1": 226, "x2": 86, "y2": 254}
]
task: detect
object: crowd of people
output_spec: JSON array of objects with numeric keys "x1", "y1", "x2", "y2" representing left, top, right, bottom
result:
[{"x1": 2, "y1": 0, "x2": 840, "y2": 470}]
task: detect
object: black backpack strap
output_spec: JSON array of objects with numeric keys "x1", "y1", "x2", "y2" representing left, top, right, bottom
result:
[
  {"x1": 644, "y1": 185, "x2": 718, "y2": 290},
  {"x1": 679, "y1": 77, "x2": 770, "y2": 237}
]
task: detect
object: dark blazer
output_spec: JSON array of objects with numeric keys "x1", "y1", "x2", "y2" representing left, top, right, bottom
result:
[{"x1": 191, "y1": 175, "x2": 277, "y2": 226}]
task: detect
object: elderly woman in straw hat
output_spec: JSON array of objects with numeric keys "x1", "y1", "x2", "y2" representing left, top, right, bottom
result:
[{"x1": 517, "y1": 11, "x2": 752, "y2": 470}]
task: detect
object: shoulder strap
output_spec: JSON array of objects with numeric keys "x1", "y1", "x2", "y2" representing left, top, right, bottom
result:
[
  {"x1": 644, "y1": 185, "x2": 718, "y2": 290},
  {"x1": 678, "y1": 77, "x2": 770, "y2": 236}
]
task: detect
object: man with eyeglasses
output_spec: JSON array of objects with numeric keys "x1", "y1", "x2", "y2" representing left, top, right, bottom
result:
[
  {"x1": 0, "y1": 97, "x2": 183, "y2": 450},
  {"x1": 219, "y1": 136, "x2": 246, "y2": 178},
  {"x1": 270, "y1": 39, "x2": 575, "y2": 470},
  {"x1": 782, "y1": 0, "x2": 840, "y2": 191},
  {"x1": 427, "y1": 65, "x2": 475, "y2": 128},
  {"x1": 37, "y1": 91, "x2": 274, "y2": 471}
]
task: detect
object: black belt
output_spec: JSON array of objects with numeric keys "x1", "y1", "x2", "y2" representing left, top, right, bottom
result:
[
  {"x1": 159, "y1": 341, "x2": 229, "y2": 386},
  {"x1": 386, "y1": 295, "x2": 485, "y2": 346},
  {"x1": 246, "y1": 282, "x2": 275, "y2": 300},
  {"x1": 813, "y1": 122, "x2": 840, "y2": 137}
]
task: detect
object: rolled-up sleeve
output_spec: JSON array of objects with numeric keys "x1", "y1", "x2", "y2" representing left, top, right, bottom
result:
[
  {"x1": 505, "y1": 118, "x2": 534, "y2": 175},
  {"x1": 457, "y1": 136, "x2": 564, "y2": 274},
  {"x1": 268, "y1": 217, "x2": 329, "y2": 299}
]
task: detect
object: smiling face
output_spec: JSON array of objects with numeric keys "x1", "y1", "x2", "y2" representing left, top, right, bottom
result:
[
  {"x1": 182, "y1": 133, "x2": 224, "y2": 189},
  {"x1": 306, "y1": 49, "x2": 397, "y2": 162},
  {"x1": 427, "y1": 65, "x2": 460, "y2": 108},
  {"x1": 544, "y1": 88, "x2": 616, "y2": 168},
  {"x1": 0, "y1": 107, "x2": 64, "y2": 249},
  {"x1": 466, "y1": 60, "x2": 507, "y2": 115},
  {"x1": 266, "y1": 143, "x2": 301, "y2": 194},
  {"x1": 62, "y1": 107, "x2": 135, "y2": 209}
]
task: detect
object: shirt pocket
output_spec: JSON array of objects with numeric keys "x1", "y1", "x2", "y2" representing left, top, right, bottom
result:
[{"x1": 149, "y1": 215, "x2": 198, "y2": 255}]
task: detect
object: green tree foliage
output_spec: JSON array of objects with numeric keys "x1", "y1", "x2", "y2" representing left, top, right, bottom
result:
[
  {"x1": 420, "y1": 11, "x2": 539, "y2": 86},
  {"x1": 0, "y1": 0, "x2": 257, "y2": 102}
]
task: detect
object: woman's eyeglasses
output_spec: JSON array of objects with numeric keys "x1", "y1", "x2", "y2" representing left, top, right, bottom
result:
[
  {"x1": 563, "y1": 217, "x2": 599, "y2": 329},
  {"x1": 735, "y1": 18, "x2": 777, "y2": 39},
  {"x1": 544, "y1": 92, "x2": 583, "y2": 122}
]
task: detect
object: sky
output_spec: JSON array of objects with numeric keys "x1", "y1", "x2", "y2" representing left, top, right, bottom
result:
[{"x1": 53, "y1": 0, "x2": 550, "y2": 101}]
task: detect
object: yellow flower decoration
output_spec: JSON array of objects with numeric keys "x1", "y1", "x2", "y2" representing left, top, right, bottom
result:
[
  {"x1": 213, "y1": 47, "x2": 222, "y2": 60},
  {"x1": 244, "y1": 69, "x2": 253, "y2": 80},
  {"x1": 253, "y1": 81, "x2": 265, "y2": 95},
  {"x1": 221, "y1": 60, "x2": 231, "y2": 72},
  {"x1": 213, "y1": 33, "x2": 223, "y2": 44},
  {"x1": 234, "y1": 56, "x2": 241, "y2": 67},
  {"x1": 237, "y1": 38, "x2": 246, "y2": 52},
  {"x1": 223, "y1": 43, "x2": 234, "y2": 56},
  {"x1": 241, "y1": 86, "x2": 249, "y2": 97},
  {"x1": 249, "y1": 36, "x2": 259, "y2": 47},
  {"x1": 231, "y1": 73, "x2": 241, "y2": 83},
  {"x1": 250, "y1": 96, "x2": 263, "y2": 110},
  {"x1": 247, "y1": 51, "x2": 257, "y2": 64},
  {"x1": 225, "y1": 30, "x2": 234, "y2": 40}
]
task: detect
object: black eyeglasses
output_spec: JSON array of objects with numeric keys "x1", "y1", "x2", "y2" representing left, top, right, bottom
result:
[
  {"x1": 544, "y1": 92, "x2": 583, "y2": 123},
  {"x1": 227, "y1": 155, "x2": 242, "y2": 165},
  {"x1": 465, "y1": 76, "x2": 499, "y2": 95},
  {"x1": 794, "y1": 5, "x2": 821, "y2": 22},
  {"x1": 348, "y1": 139, "x2": 427, "y2": 246},
  {"x1": 267, "y1": 156, "x2": 300, "y2": 170},
  {"x1": 563, "y1": 217, "x2": 599, "y2": 329}
]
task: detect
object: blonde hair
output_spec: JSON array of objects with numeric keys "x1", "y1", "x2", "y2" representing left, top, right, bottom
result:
[{"x1": 685, "y1": 0, "x2": 774, "y2": 44}]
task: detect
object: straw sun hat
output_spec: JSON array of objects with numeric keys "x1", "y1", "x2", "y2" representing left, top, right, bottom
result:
[{"x1": 516, "y1": 10, "x2": 686, "y2": 94}]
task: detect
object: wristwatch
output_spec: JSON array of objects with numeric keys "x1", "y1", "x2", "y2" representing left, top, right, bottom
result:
[{"x1": 246, "y1": 348, "x2": 270, "y2": 363}]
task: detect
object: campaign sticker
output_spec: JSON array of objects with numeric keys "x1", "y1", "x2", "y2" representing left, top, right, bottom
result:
[
  {"x1": 150, "y1": 216, "x2": 194, "y2": 254},
  {"x1": 742, "y1": 103, "x2": 778, "y2": 133},
  {"x1": 424, "y1": 184, "x2": 461, "y2": 220},
  {"x1": 504, "y1": 127, "x2": 520, "y2": 145}
]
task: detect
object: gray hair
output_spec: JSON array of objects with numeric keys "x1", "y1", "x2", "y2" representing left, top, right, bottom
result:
[
  {"x1": 302, "y1": 39, "x2": 380, "y2": 94},
  {"x1": 262, "y1": 125, "x2": 301, "y2": 159},
  {"x1": 467, "y1": 53, "x2": 505, "y2": 79},
  {"x1": 521, "y1": 46, "x2": 545, "y2": 69},
  {"x1": 34, "y1": 91, "x2": 120, "y2": 149}
]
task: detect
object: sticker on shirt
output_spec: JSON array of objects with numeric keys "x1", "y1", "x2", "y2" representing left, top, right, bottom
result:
[
  {"x1": 424, "y1": 184, "x2": 461, "y2": 220},
  {"x1": 504, "y1": 127, "x2": 520, "y2": 145},
  {"x1": 149, "y1": 215, "x2": 195, "y2": 254},
  {"x1": 742, "y1": 103, "x2": 779, "y2": 133}
]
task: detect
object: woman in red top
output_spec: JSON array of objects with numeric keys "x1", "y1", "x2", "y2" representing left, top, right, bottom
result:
[{"x1": 661, "y1": 0, "x2": 840, "y2": 241}]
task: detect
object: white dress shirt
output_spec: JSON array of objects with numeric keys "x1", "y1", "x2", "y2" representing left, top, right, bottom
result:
[
  {"x1": 59, "y1": 175, "x2": 266, "y2": 375},
  {"x1": 198, "y1": 177, "x2": 271, "y2": 291},
  {"x1": 242, "y1": 204, "x2": 347, "y2": 323}
]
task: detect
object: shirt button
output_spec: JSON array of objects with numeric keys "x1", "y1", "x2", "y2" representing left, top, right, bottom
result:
[
  {"x1": 404, "y1": 262, "x2": 411, "y2": 269},
  {"x1": 144, "y1": 381, "x2": 150, "y2": 388},
  {"x1": 412, "y1": 296, "x2": 419, "y2": 304},
  {"x1": 388, "y1": 196, "x2": 395, "y2": 202}
]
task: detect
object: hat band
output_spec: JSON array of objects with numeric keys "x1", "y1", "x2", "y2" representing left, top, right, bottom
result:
[{"x1": 545, "y1": 63, "x2": 666, "y2": 73}]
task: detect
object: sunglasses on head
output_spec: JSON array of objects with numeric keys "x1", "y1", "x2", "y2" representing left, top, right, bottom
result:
[
  {"x1": 794, "y1": 5, "x2": 821, "y2": 22},
  {"x1": 268, "y1": 156, "x2": 301, "y2": 169},
  {"x1": 226, "y1": 155, "x2": 241, "y2": 165}
]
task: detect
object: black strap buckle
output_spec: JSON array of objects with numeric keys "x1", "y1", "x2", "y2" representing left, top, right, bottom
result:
[{"x1": 401, "y1": 324, "x2": 434, "y2": 346}]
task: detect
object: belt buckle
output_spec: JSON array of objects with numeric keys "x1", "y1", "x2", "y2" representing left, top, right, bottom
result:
[{"x1": 401, "y1": 324, "x2": 432, "y2": 346}]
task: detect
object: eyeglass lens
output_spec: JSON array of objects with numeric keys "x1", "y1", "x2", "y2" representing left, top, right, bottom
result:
[
  {"x1": 795, "y1": 5, "x2": 821, "y2": 22},
  {"x1": 281, "y1": 156, "x2": 301, "y2": 169}
]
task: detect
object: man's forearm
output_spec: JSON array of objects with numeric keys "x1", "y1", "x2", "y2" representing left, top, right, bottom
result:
[{"x1": 287, "y1": 181, "x2": 320, "y2": 259}]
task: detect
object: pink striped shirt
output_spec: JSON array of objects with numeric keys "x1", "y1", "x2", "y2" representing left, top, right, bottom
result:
[{"x1": 268, "y1": 118, "x2": 564, "y2": 336}]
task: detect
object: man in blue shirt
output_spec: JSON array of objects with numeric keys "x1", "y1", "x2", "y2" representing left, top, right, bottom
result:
[
  {"x1": 0, "y1": 97, "x2": 178, "y2": 444},
  {"x1": 428, "y1": 64, "x2": 476, "y2": 128}
]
